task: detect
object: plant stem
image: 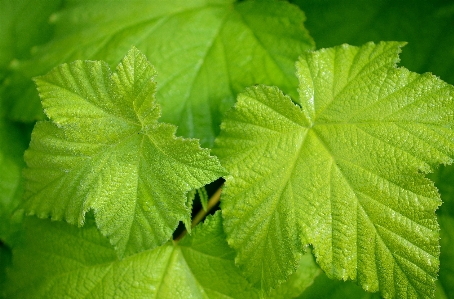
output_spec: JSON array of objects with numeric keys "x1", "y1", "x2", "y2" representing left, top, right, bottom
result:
[{"x1": 175, "y1": 184, "x2": 223, "y2": 241}]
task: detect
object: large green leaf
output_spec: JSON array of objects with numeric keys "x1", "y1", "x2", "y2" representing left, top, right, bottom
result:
[
  {"x1": 214, "y1": 42, "x2": 454, "y2": 297},
  {"x1": 291, "y1": 0, "x2": 454, "y2": 85},
  {"x1": 5, "y1": 211, "x2": 259, "y2": 298},
  {"x1": 297, "y1": 165, "x2": 454, "y2": 299},
  {"x1": 5, "y1": 0, "x2": 314, "y2": 146},
  {"x1": 23, "y1": 48, "x2": 226, "y2": 257}
]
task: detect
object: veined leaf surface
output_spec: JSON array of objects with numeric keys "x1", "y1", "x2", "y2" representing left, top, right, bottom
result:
[
  {"x1": 5, "y1": 212, "x2": 259, "y2": 299},
  {"x1": 23, "y1": 48, "x2": 225, "y2": 257},
  {"x1": 5, "y1": 0, "x2": 314, "y2": 147},
  {"x1": 214, "y1": 42, "x2": 454, "y2": 297}
]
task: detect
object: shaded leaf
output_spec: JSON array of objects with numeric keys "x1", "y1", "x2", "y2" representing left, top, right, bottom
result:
[
  {"x1": 6, "y1": 212, "x2": 259, "y2": 298},
  {"x1": 5, "y1": 0, "x2": 314, "y2": 146}
]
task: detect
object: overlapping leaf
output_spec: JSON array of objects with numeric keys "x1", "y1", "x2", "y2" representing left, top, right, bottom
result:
[
  {"x1": 5, "y1": 212, "x2": 259, "y2": 298},
  {"x1": 297, "y1": 270, "x2": 380, "y2": 299},
  {"x1": 23, "y1": 48, "x2": 225, "y2": 257},
  {"x1": 214, "y1": 42, "x2": 454, "y2": 297},
  {"x1": 4, "y1": 0, "x2": 314, "y2": 146},
  {"x1": 269, "y1": 253, "x2": 321, "y2": 299}
]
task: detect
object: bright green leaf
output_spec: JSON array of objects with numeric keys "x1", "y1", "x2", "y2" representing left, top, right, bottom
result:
[
  {"x1": 297, "y1": 165, "x2": 454, "y2": 299},
  {"x1": 23, "y1": 48, "x2": 226, "y2": 257},
  {"x1": 5, "y1": 0, "x2": 314, "y2": 146},
  {"x1": 5, "y1": 212, "x2": 259, "y2": 299},
  {"x1": 214, "y1": 42, "x2": 454, "y2": 296}
]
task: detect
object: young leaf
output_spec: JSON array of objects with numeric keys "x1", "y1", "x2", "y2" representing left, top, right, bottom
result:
[
  {"x1": 23, "y1": 48, "x2": 226, "y2": 257},
  {"x1": 5, "y1": 212, "x2": 259, "y2": 299},
  {"x1": 214, "y1": 42, "x2": 454, "y2": 296},
  {"x1": 4, "y1": 0, "x2": 314, "y2": 146}
]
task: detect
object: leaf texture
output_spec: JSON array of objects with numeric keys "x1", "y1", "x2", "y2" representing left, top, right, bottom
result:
[
  {"x1": 214, "y1": 42, "x2": 454, "y2": 297},
  {"x1": 5, "y1": 212, "x2": 259, "y2": 299},
  {"x1": 23, "y1": 48, "x2": 226, "y2": 257},
  {"x1": 4, "y1": 0, "x2": 314, "y2": 147}
]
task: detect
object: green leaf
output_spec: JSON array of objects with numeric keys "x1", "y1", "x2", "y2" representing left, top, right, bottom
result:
[
  {"x1": 5, "y1": 212, "x2": 259, "y2": 299},
  {"x1": 5, "y1": 0, "x2": 314, "y2": 146},
  {"x1": 297, "y1": 270, "x2": 380, "y2": 299},
  {"x1": 198, "y1": 186, "x2": 209, "y2": 211},
  {"x1": 214, "y1": 42, "x2": 454, "y2": 296},
  {"x1": 296, "y1": 165, "x2": 454, "y2": 299},
  {"x1": 269, "y1": 253, "x2": 321, "y2": 299},
  {"x1": 23, "y1": 48, "x2": 226, "y2": 257},
  {"x1": 291, "y1": 0, "x2": 454, "y2": 85}
]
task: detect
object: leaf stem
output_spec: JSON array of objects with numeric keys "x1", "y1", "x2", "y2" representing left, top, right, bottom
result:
[{"x1": 175, "y1": 184, "x2": 223, "y2": 241}]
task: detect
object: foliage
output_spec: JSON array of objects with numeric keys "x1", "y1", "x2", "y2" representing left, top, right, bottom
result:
[{"x1": 1, "y1": 0, "x2": 454, "y2": 298}]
